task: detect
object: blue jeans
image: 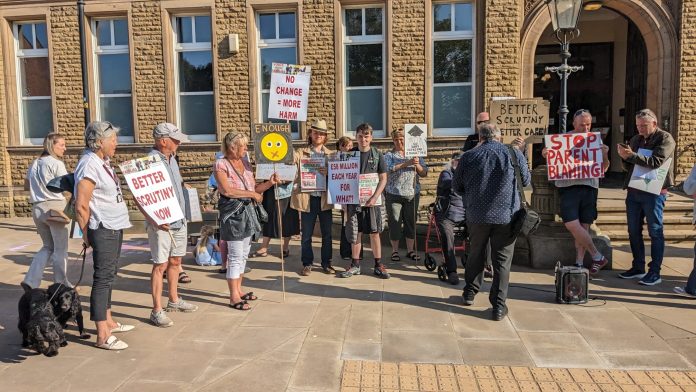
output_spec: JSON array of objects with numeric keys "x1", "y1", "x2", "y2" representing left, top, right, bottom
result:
[
  {"x1": 687, "y1": 242, "x2": 696, "y2": 294},
  {"x1": 626, "y1": 190, "x2": 666, "y2": 274},
  {"x1": 301, "y1": 196, "x2": 332, "y2": 267}
]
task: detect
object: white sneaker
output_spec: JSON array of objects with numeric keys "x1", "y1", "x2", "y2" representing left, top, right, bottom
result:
[
  {"x1": 150, "y1": 309, "x2": 174, "y2": 327},
  {"x1": 166, "y1": 298, "x2": 199, "y2": 312},
  {"x1": 673, "y1": 287, "x2": 696, "y2": 299}
]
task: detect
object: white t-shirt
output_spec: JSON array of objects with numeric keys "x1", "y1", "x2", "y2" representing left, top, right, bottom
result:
[
  {"x1": 74, "y1": 150, "x2": 132, "y2": 230},
  {"x1": 26, "y1": 156, "x2": 68, "y2": 204}
]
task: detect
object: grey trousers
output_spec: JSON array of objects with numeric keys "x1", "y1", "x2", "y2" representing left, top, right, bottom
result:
[
  {"x1": 464, "y1": 222, "x2": 517, "y2": 309},
  {"x1": 24, "y1": 200, "x2": 71, "y2": 289},
  {"x1": 87, "y1": 226, "x2": 123, "y2": 322}
]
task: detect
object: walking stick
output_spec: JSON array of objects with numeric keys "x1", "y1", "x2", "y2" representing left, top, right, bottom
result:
[
  {"x1": 274, "y1": 163, "x2": 286, "y2": 302},
  {"x1": 412, "y1": 164, "x2": 418, "y2": 266}
]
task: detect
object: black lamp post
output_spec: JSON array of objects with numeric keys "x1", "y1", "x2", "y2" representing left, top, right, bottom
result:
[{"x1": 544, "y1": 0, "x2": 584, "y2": 133}]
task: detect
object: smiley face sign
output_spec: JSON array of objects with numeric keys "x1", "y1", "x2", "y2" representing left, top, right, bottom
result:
[{"x1": 253, "y1": 123, "x2": 294, "y2": 165}]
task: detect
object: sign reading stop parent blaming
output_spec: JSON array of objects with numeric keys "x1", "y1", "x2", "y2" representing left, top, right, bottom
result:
[{"x1": 545, "y1": 132, "x2": 604, "y2": 181}]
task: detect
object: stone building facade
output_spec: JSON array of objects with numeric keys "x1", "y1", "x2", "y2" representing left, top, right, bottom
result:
[{"x1": 0, "y1": 0, "x2": 691, "y2": 216}]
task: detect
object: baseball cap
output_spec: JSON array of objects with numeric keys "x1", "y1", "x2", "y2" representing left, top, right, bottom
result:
[{"x1": 153, "y1": 122, "x2": 189, "y2": 142}]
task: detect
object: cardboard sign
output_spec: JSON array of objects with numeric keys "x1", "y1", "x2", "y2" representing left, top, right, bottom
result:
[
  {"x1": 628, "y1": 151, "x2": 672, "y2": 195},
  {"x1": 184, "y1": 188, "x2": 202, "y2": 222},
  {"x1": 255, "y1": 163, "x2": 297, "y2": 181},
  {"x1": 253, "y1": 123, "x2": 294, "y2": 165},
  {"x1": 327, "y1": 153, "x2": 360, "y2": 204},
  {"x1": 120, "y1": 155, "x2": 185, "y2": 225},
  {"x1": 490, "y1": 98, "x2": 550, "y2": 143},
  {"x1": 300, "y1": 157, "x2": 326, "y2": 192},
  {"x1": 545, "y1": 132, "x2": 604, "y2": 181},
  {"x1": 359, "y1": 173, "x2": 383, "y2": 206},
  {"x1": 268, "y1": 62, "x2": 311, "y2": 122},
  {"x1": 405, "y1": 124, "x2": 427, "y2": 158}
]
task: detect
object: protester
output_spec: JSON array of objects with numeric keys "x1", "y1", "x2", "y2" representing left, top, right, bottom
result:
[
  {"x1": 21, "y1": 133, "x2": 71, "y2": 291},
  {"x1": 75, "y1": 121, "x2": 133, "y2": 350},
  {"x1": 253, "y1": 182, "x2": 300, "y2": 258},
  {"x1": 384, "y1": 128, "x2": 429, "y2": 262},
  {"x1": 617, "y1": 108, "x2": 676, "y2": 285},
  {"x1": 194, "y1": 225, "x2": 222, "y2": 266},
  {"x1": 675, "y1": 163, "x2": 696, "y2": 298},
  {"x1": 144, "y1": 123, "x2": 198, "y2": 328},
  {"x1": 542, "y1": 109, "x2": 610, "y2": 273},
  {"x1": 453, "y1": 124, "x2": 530, "y2": 321},
  {"x1": 215, "y1": 132, "x2": 278, "y2": 310},
  {"x1": 336, "y1": 136, "x2": 358, "y2": 261},
  {"x1": 435, "y1": 152, "x2": 465, "y2": 285},
  {"x1": 290, "y1": 119, "x2": 334, "y2": 276},
  {"x1": 340, "y1": 123, "x2": 390, "y2": 279},
  {"x1": 462, "y1": 112, "x2": 490, "y2": 152}
]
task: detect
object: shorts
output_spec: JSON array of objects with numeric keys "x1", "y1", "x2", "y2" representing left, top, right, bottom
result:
[
  {"x1": 345, "y1": 205, "x2": 384, "y2": 244},
  {"x1": 557, "y1": 185, "x2": 598, "y2": 224},
  {"x1": 146, "y1": 222, "x2": 188, "y2": 264}
]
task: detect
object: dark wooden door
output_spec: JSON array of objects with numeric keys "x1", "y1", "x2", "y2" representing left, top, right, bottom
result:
[{"x1": 623, "y1": 20, "x2": 647, "y2": 142}]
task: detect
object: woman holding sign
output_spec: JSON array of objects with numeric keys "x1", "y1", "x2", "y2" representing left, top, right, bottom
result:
[
  {"x1": 214, "y1": 132, "x2": 278, "y2": 310},
  {"x1": 384, "y1": 128, "x2": 428, "y2": 262},
  {"x1": 290, "y1": 119, "x2": 334, "y2": 276}
]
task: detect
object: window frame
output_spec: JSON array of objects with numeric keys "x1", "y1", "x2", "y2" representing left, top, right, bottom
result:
[
  {"x1": 171, "y1": 13, "x2": 216, "y2": 142},
  {"x1": 256, "y1": 10, "x2": 300, "y2": 139},
  {"x1": 91, "y1": 17, "x2": 134, "y2": 143},
  {"x1": 13, "y1": 20, "x2": 53, "y2": 146},
  {"x1": 431, "y1": 1, "x2": 476, "y2": 137},
  {"x1": 342, "y1": 4, "x2": 386, "y2": 138}
]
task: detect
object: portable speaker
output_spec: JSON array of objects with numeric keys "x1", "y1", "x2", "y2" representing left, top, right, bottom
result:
[{"x1": 554, "y1": 262, "x2": 589, "y2": 304}]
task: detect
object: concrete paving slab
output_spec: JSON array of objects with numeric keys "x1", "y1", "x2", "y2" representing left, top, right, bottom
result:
[
  {"x1": 382, "y1": 303, "x2": 452, "y2": 331},
  {"x1": 197, "y1": 359, "x2": 295, "y2": 392},
  {"x1": 341, "y1": 341, "x2": 382, "y2": 362},
  {"x1": 240, "y1": 302, "x2": 317, "y2": 328},
  {"x1": 288, "y1": 338, "x2": 343, "y2": 391},
  {"x1": 130, "y1": 341, "x2": 221, "y2": 384},
  {"x1": 509, "y1": 308, "x2": 577, "y2": 333},
  {"x1": 518, "y1": 332, "x2": 606, "y2": 368},
  {"x1": 450, "y1": 308, "x2": 520, "y2": 340},
  {"x1": 458, "y1": 339, "x2": 535, "y2": 366},
  {"x1": 307, "y1": 304, "x2": 350, "y2": 341},
  {"x1": 220, "y1": 326, "x2": 306, "y2": 360},
  {"x1": 115, "y1": 380, "x2": 191, "y2": 392},
  {"x1": 345, "y1": 303, "x2": 383, "y2": 342},
  {"x1": 381, "y1": 330, "x2": 463, "y2": 363},
  {"x1": 599, "y1": 351, "x2": 695, "y2": 370}
]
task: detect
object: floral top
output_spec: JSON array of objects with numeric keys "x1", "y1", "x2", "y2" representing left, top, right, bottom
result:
[
  {"x1": 383, "y1": 150, "x2": 428, "y2": 197},
  {"x1": 214, "y1": 157, "x2": 255, "y2": 192}
]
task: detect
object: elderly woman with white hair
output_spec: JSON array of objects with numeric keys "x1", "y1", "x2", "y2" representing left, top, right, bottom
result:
[{"x1": 75, "y1": 121, "x2": 133, "y2": 350}]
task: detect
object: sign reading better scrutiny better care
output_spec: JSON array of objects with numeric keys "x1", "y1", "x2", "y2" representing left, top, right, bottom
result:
[
  {"x1": 490, "y1": 98, "x2": 550, "y2": 143},
  {"x1": 268, "y1": 63, "x2": 312, "y2": 122},
  {"x1": 545, "y1": 132, "x2": 604, "y2": 180}
]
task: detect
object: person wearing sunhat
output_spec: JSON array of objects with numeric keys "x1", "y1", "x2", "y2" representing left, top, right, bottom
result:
[
  {"x1": 290, "y1": 119, "x2": 335, "y2": 275},
  {"x1": 145, "y1": 123, "x2": 198, "y2": 328}
]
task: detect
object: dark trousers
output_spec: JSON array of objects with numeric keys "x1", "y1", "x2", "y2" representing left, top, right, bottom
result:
[
  {"x1": 87, "y1": 226, "x2": 123, "y2": 321},
  {"x1": 626, "y1": 191, "x2": 666, "y2": 273},
  {"x1": 301, "y1": 196, "x2": 332, "y2": 267},
  {"x1": 436, "y1": 216, "x2": 458, "y2": 273},
  {"x1": 464, "y1": 222, "x2": 517, "y2": 309}
]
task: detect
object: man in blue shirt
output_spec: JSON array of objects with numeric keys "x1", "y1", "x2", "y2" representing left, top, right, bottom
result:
[{"x1": 453, "y1": 124, "x2": 531, "y2": 321}]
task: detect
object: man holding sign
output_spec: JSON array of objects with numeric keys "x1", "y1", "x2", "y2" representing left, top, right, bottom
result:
[
  {"x1": 542, "y1": 110, "x2": 610, "y2": 275},
  {"x1": 145, "y1": 123, "x2": 198, "y2": 328}
]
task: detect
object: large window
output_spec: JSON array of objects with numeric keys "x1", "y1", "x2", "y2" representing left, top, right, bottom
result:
[
  {"x1": 93, "y1": 18, "x2": 134, "y2": 142},
  {"x1": 257, "y1": 11, "x2": 299, "y2": 139},
  {"x1": 432, "y1": 2, "x2": 475, "y2": 136},
  {"x1": 173, "y1": 15, "x2": 215, "y2": 140},
  {"x1": 343, "y1": 6, "x2": 384, "y2": 137},
  {"x1": 14, "y1": 21, "x2": 52, "y2": 144}
]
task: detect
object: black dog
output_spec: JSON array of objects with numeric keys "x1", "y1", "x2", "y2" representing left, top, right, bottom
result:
[
  {"x1": 18, "y1": 287, "x2": 67, "y2": 357},
  {"x1": 47, "y1": 283, "x2": 90, "y2": 339}
]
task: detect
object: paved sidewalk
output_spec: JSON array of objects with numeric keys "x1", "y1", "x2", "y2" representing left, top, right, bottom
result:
[{"x1": 1, "y1": 217, "x2": 696, "y2": 391}]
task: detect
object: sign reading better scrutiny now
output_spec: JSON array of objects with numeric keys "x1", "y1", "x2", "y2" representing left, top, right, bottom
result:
[
  {"x1": 119, "y1": 155, "x2": 185, "y2": 226},
  {"x1": 268, "y1": 63, "x2": 312, "y2": 122},
  {"x1": 490, "y1": 98, "x2": 550, "y2": 143},
  {"x1": 545, "y1": 132, "x2": 604, "y2": 181}
]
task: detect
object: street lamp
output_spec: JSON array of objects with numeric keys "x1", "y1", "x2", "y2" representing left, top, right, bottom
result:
[{"x1": 544, "y1": 0, "x2": 584, "y2": 133}]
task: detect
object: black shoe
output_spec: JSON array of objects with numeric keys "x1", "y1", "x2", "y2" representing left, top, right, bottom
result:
[
  {"x1": 462, "y1": 290, "x2": 475, "y2": 306},
  {"x1": 492, "y1": 307, "x2": 508, "y2": 321},
  {"x1": 447, "y1": 272, "x2": 459, "y2": 285}
]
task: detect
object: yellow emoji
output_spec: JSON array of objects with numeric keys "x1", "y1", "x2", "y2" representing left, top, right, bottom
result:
[{"x1": 260, "y1": 132, "x2": 289, "y2": 162}]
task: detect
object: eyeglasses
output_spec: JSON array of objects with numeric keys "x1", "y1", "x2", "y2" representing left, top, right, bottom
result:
[{"x1": 477, "y1": 120, "x2": 489, "y2": 125}]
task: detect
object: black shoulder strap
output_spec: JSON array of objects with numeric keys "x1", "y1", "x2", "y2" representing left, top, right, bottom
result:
[{"x1": 507, "y1": 146, "x2": 528, "y2": 205}]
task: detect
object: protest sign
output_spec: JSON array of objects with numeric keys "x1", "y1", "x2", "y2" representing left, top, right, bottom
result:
[
  {"x1": 184, "y1": 188, "x2": 202, "y2": 222},
  {"x1": 359, "y1": 173, "x2": 383, "y2": 206},
  {"x1": 256, "y1": 163, "x2": 297, "y2": 181},
  {"x1": 544, "y1": 132, "x2": 604, "y2": 181},
  {"x1": 405, "y1": 124, "x2": 428, "y2": 158},
  {"x1": 120, "y1": 155, "x2": 185, "y2": 226},
  {"x1": 628, "y1": 149, "x2": 672, "y2": 195},
  {"x1": 253, "y1": 122, "x2": 294, "y2": 165},
  {"x1": 327, "y1": 153, "x2": 360, "y2": 204},
  {"x1": 490, "y1": 98, "x2": 550, "y2": 143},
  {"x1": 268, "y1": 63, "x2": 311, "y2": 122},
  {"x1": 300, "y1": 157, "x2": 326, "y2": 192}
]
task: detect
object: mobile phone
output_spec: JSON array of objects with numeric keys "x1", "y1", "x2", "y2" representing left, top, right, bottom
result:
[{"x1": 618, "y1": 143, "x2": 628, "y2": 148}]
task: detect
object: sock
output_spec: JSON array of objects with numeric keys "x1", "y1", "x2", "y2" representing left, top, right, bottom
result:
[
  {"x1": 374, "y1": 258, "x2": 381, "y2": 268},
  {"x1": 351, "y1": 259, "x2": 360, "y2": 268},
  {"x1": 591, "y1": 253, "x2": 603, "y2": 261},
  {"x1": 575, "y1": 260, "x2": 584, "y2": 267}
]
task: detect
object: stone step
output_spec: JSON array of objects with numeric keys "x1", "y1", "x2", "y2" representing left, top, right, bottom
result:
[
  {"x1": 601, "y1": 229, "x2": 696, "y2": 242},
  {"x1": 597, "y1": 203, "x2": 693, "y2": 214}
]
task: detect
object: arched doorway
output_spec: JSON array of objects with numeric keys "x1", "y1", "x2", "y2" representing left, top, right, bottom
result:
[{"x1": 520, "y1": 0, "x2": 679, "y2": 173}]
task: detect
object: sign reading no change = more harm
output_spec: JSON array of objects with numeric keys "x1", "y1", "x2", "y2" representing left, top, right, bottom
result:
[
  {"x1": 490, "y1": 98, "x2": 550, "y2": 144},
  {"x1": 268, "y1": 62, "x2": 312, "y2": 122}
]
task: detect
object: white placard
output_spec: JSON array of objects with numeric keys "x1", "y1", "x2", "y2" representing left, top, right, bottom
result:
[
  {"x1": 544, "y1": 132, "x2": 604, "y2": 181},
  {"x1": 300, "y1": 158, "x2": 326, "y2": 192},
  {"x1": 255, "y1": 163, "x2": 298, "y2": 181},
  {"x1": 405, "y1": 124, "x2": 428, "y2": 158},
  {"x1": 359, "y1": 173, "x2": 383, "y2": 206},
  {"x1": 629, "y1": 155, "x2": 672, "y2": 195},
  {"x1": 327, "y1": 153, "x2": 360, "y2": 204},
  {"x1": 184, "y1": 188, "x2": 202, "y2": 222},
  {"x1": 268, "y1": 63, "x2": 311, "y2": 122},
  {"x1": 119, "y1": 155, "x2": 185, "y2": 226}
]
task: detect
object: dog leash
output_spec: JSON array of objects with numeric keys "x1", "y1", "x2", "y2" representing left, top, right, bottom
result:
[{"x1": 47, "y1": 244, "x2": 87, "y2": 304}]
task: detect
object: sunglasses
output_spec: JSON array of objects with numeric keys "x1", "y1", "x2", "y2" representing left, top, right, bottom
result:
[
  {"x1": 476, "y1": 120, "x2": 489, "y2": 125},
  {"x1": 636, "y1": 109, "x2": 657, "y2": 121},
  {"x1": 573, "y1": 109, "x2": 590, "y2": 117}
]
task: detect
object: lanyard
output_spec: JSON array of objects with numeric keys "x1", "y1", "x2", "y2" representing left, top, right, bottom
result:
[{"x1": 102, "y1": 164, "x2": 119, "y2": 187}]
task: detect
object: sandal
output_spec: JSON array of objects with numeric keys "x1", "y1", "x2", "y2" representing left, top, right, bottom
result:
[
  {"x1": 407, "y1": 251, "x2": 421, "y2": 261},
  {"x1": 250, "y1": 250, "x2": 268, "y2": 258},
  {"x1": 241, "y1": 292, "x2": 258, "y2": 301},
  {"x1": 95, "y1": 335, "x2": 128, "y2": 350},
  {"x1": 391, "y1": 251, "x2": 400, "y2": 261},
  {"x1": 178, "y1": 271, "x2": 192, "y2": 284},
  {"x1": 229, "y1": 301, "x2": 251, "y2": 311}
]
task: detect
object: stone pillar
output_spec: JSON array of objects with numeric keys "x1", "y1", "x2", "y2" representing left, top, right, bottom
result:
[
  {"x1": 483, "y1": 0, "x2": 523, "y2": 101},
  {"x1": 676, "y1": 0, "x2": 696, "y2": 180}
]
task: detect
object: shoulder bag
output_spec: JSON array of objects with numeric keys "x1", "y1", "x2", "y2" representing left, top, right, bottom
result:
[
  {"x1": 508, "y1": 146, "x2": 540, "y2": 236},
  {"x1": 230, "y1": 161, "x2": 269, "y2": 224}
]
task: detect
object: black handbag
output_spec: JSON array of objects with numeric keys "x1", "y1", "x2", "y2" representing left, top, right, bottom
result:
[
  {"x1": 508, "y1": 146, "x2": 540, "y2": 236},
  {"x1": 231, "y1": 164, "x2": 269, "y2": 225}
]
